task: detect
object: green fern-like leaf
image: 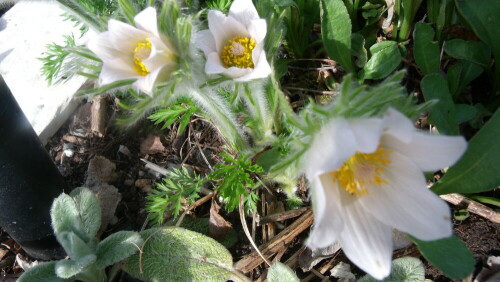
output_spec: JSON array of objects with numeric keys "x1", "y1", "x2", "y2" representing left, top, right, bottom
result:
[
  {"x1": 148, "y1": 100, "x2": 200, "y2": 134},
  {"x1": 210, "y1": 153, "x2": 263, "y2": 213},
  {"x1": 146, "y1": 167, "x2": 206, "y2": 225}
]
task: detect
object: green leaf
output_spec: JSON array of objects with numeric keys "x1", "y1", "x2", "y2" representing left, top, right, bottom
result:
[
  {"x1": 268, "y1": 262, "x2": 299, "y2": 282},
  {"x1": 421, "y1": 73, "x2": 459, "y2": 135},
  {"x1": 455, "y1": 0, "x2": 500, "y2": 56},
  {"x1": 57, "y1": 232, "x2": 95, "y2": 262},
  {"x1": 76, "y1": 79, "x2": 136, "y2": 96},
  {"x1": 320, "y1": 0, "x2": 355, "y2": 72},
  {"x1": 69, "y1": 187, "x2": 101, "y2": 239},
  {"x1": 123, "y1": 228, "x2": 245, "y2": 282},
  {"x1": 95, "y1": 231, "x2": 143, "y2": 268},
  {"x1": 444, "y1": 39, "x2": 490, "y2": 68},
  {"x1": 455, "y1": 0, "x2": 500, "y2": 92},
  {"x1": 51, "y1": 193, "x2": 88, "y2": 242},
  {"x1": 361, "y1": 41, "x2": 402, "y2": 80},
  {"x1": 410, "y1": 235, "x2": 474, "y2": 279},
  {"x1": 359, "y1": 257, "x2": 425, "y2": 282},
  {"x1": 18, "y1": 261, "x2": 70, "y2": 282},
  {"x1": 118, "y1": 0, "x2": 137, "y2": 25},
  {"x1": 351, "y1": 33, "x2": 367, "y2": 68},
  {"x1": 432, "y1": 109, "x2": 500, "y2": 194},
  {"x1": 55, "y1": 256, "x2": 97, "y2": 279},
  {"x1": 455, "y1": 104, "x2": 477, "y2": 124},
  {"x1": 447, "y1": 60, "x2": 484, "y2": 97},
  {"x1": 413, "y1": 23, "x2": 440, "y2": 75}
]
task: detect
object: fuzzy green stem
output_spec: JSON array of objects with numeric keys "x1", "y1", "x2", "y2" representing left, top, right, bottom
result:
[
  {"x1": 241, "y1": 83, "x2": 274, "y2": 146},
  {"x1": 188, "y1": 88, "x2": 249, "y2": 152}
]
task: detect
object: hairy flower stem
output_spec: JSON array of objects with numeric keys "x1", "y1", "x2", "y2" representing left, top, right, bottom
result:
[
  {"x1": 188, "y1": 88, "x2": 249, "y2": 152},
  {"x1": 241, "y1": 83, "x2": 274, "y2": 146}
]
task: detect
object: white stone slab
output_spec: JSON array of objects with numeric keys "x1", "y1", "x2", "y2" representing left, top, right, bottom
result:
[{"x1": 0, "y1": 1, "x2": 95, "y2": 145}]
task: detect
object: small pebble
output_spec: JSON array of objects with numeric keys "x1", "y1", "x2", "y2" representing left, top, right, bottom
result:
[
  {"x1": 135, "y1": 178, "x2": 152, "y2": 193},
  {"x1": 124, "y1": 179, "x2": 134, "y2": 186}
]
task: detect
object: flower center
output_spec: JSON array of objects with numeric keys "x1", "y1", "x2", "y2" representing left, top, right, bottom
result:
[
  {"x1": 133, "y1": 39, "x2": 152, "y2": 76},
  {"x1": 221, "y1": 36, "x2": 257, "y2": 69},
  {"x1": 331, "y1": 147, "x2": 392, "y2": 197}
]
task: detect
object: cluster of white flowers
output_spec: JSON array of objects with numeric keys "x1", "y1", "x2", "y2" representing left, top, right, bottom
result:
[{"x1": 86, "y1": 0, "x2": 467, "y2": 280}]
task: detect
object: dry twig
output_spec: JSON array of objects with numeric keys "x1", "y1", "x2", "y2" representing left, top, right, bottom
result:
[{"x1": 440, "y1": 193, "x2": 500, "y2": 224}]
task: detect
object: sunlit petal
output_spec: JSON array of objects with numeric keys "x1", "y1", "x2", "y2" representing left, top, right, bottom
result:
[
  {"x1": 359, "y1": 151, "x2": 453, "y2": 240},
  {"x1": 134, "y1": 7, "x2": 158, "y2": 36}
]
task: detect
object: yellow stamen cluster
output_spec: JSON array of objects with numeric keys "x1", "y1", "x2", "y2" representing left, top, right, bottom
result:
[
  {"x1": 133, "y1": 39, "x2": 152, "y2": 76},
  {"x1": 331, "y1": 147, "x2": 392, "y2": 197},
  {"x1": 221, "y1": 36, "x2": 256, "y2": 69}
]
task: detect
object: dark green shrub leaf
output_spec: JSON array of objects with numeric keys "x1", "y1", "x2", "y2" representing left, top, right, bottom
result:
[
  {"x1": 413, "y1": 23, "x2": 440, "y2": 74},
  {"x1": 421, "y1": 73, "x2": 459, "y2": 135},
  {"x1": 447, "y1": 61, "x2": 484, "y2": 97},
  {"x1": 444, "y1": 39, "x2": 490, "y2": 68},
  {"x1": 320, "y1": 0, "x2": 355, "y2": 72},
  {"x1": 410, "y1": 235, "x2": 474, "y2": 279},
  {"x1": 361, "y1": 41, "x2": 401, "y2": 80},
  {"x1": 432, "y1": 109, "x2": 500, "y2": 194}
]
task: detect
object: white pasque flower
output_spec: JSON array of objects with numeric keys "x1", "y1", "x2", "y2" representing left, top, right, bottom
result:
[
  {"x1": 87, "y1": 7, "x2": 177, "y2": 95},
  {"x1": 302, "y1": 108, "x2": 467, "y2": 280},
  {"x1": 197, "y1": 0, "x2": 271, "y2": 81}
]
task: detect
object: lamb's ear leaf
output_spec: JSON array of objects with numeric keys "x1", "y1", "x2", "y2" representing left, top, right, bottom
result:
[
  {"x1": 55, "y1": 255, "x2": 97, "y2": 279},
  {"x1": 123, "y1": 227, "x2": 247, "y2": 281},
  {"x1": 17, "y1": 261, "x2": 71, "y2": 282},
  {"x1": 51, "y1": 192, "x2": 88, "y2": 242},
  {"x1": 359, "y1": 257, "x2": 425, "y2": 282},
  {"x1": 95, "y1": 231, "x2": 143, "y2": 268},
  {"x1": 268, "y1": 262, "x2": 299, "y2": 282},
  {"x1": 69, "y1": 187, "x2": 101, "y2": 239}
]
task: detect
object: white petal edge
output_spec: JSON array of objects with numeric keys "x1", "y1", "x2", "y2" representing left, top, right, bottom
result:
[
  {"x1": 382, "y1": 108, "x2": 415, "y2": 143},
  {"x1": 196, "y1": 29, "x2": 217, "y2": 55},
  {"x1": 205, "y1": 52, "x2": 230, "y2": 74},
  {"x1": 248, "y1": 18, "x2": 267, "y2": 44},
  {"x1": 87, "y1": 32, "x2": 119, "y2": 62},
  {"x1": 228, "y1": 0, "x2": 260, "y2": 27},
  {"x1": 305, "y1": 173, "x2": 344, "y2": 249},
  {"x1": 143, "y1": 37, "x2": 176, "y2": 71},
  {"x1": 134, "y1": 7, "x2": 158, "y2": 36},
  {"x1": 359, "y1": 151, "x2": 453, "y2": 240},
  {"x1": 347, "y1": 117, "x2": 384, "y2": 153},
  {"x1": 99, "y1": 59, "x2": 138, "y2": 85},
  {"x1": 108, "y1": 19, "x2": 152, "y2": 53},
  {"x1": 207, "y1": 10, "x2": 250, "y2": 52},
  {"x1": 337, "y1": 193, "x2": 393, "y2": 280},
  {"x1": 382, "y1": 132, "x2": 467, "y2": 172},
  {"x1": 302, "y1": 119, "x2": 358, "y2": 177}
]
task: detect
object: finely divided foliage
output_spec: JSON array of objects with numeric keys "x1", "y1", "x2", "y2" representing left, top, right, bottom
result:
[{"x1": 35, "y1": 0, "x2": 500, "y2": 280}]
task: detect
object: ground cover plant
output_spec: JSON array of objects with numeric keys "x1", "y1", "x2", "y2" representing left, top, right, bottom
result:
[{"x1": 2, "y1": 0, "x2": 499, "y2": 280}]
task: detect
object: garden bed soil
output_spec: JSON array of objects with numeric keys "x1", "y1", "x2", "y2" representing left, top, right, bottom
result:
[{"x1": 0, "y1": 96, "x2": 499, "y2": 281}]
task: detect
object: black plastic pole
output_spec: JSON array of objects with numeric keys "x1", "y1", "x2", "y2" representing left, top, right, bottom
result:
[{"x1": 0, "y1": 76, "x2": 65, "y2": 260}]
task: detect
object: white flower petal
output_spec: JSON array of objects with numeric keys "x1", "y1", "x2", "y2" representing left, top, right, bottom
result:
[
  {"x1": 134, "y1": 7, "x2": 158, "y2": 36},
  {"x1": 347, "y1": 118, "x2": 383, "y2": 153},
  {"x1": 306, "y1": 174, "x2": 344, "y2": 249},
  {"x1": 337, "y1": 193, "x2": 393, "y2": 280},
  {"x1": 143, "y1": 37, "x2": 177, "y2": 71},
  {"x1": 303, "y1": 119, "x2": 358, "y2": 177},
  {"x1": 359, "y1": 151, "x2": 453, "y2": 240},
  {"x1": 382, "y1": 107, "x2": 415, "y2": 143},
  {"x1": 228, "y1": 0, "x2": 260, "y2": 27},
  {"x1": 383, "y1": 132, "x2": 467, "y2": 172},
  {"x1": 234, "y1": 46, "x2": 270, "y2": 81},
  {"x1": 207, "y1": 10, "x2": 249, "y2": 52},
  {"x1": 196, "y1": 30, "x2": 217, "y2": 55},
  {"x1": 248, "y1": 18, "x2": 267, "y2": 43},
  {"x1": 87, "y1": 32, "x2": 119, "y2": 62},
  {"x1": 108, "y1": 19, "x2": 151, "y2": 53},
  {"x1": 222, "y1": 66, "x2": 251, "y2": 78},
  {"x1": 99, "y1": 59, "x2": 138, "y2": 85},
  {"x1": 205, "y1": 52, "x2": 230, "y2": 74}
]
